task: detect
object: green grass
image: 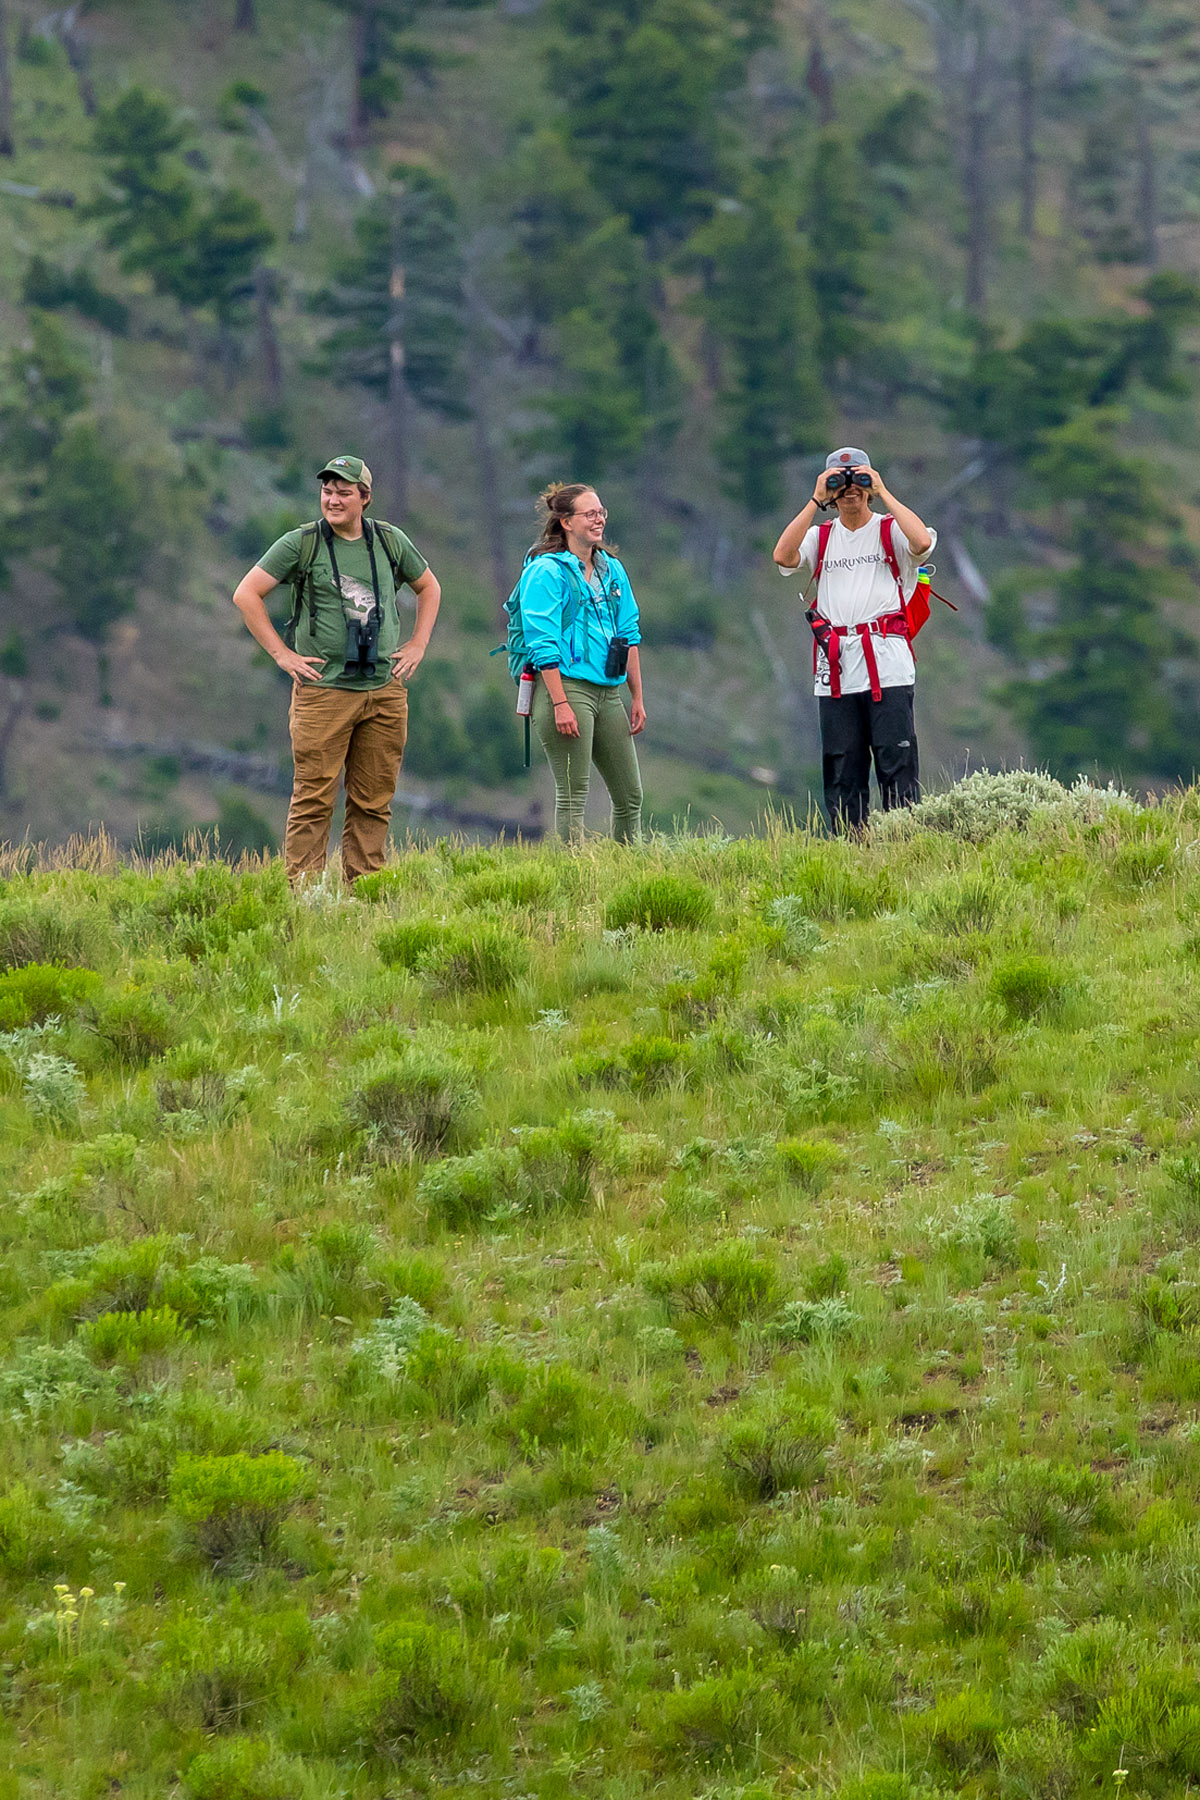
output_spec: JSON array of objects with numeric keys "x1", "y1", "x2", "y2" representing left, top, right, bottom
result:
[{"x1": 7, "y1": 778, "x2": 1200, "y2": 1796}]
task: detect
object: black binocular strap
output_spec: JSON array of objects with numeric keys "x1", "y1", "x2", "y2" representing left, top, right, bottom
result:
[{"x1": 323, "y1": 518, "x2": 383, "y2": 630}]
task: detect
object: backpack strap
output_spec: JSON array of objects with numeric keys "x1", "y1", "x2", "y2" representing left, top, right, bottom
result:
[
  {"x1": 879, "y1": 516, "x2": 907, "y2": 606},
  {"x1": 371, "y1": 519, "x2": 410, "y2": 595},
  {"x1": 802, "y1": 520, "x2": 834, "y2": 606},
  {"x1": 286, "y1": 521, "x2": 322, "y2": 647}
]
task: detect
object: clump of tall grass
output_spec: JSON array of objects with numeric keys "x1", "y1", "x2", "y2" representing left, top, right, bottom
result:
[
  {"x1": 377, "y1": 919, "x2": 528, "y2": 992},
  {"x1": 643, "y1": 1239, "x2": 785, "y2": 1327},
  {"x1": 605, "y1": 873, "x2": 715, "y2": 932}
]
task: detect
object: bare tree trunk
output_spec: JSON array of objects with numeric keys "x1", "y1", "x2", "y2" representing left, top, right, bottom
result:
[
  {"x1": 387, "y1": 188, "x2": 410, "y2": 517},
  {"x1": 235, "y1": 0, "x2": 258, "y2": 29},
  {"x1": 1134, "y1": 84, "x2": 1158, "y2": 267},
  {"x1": 0, "y1": 0, "x2": 14, "y2": 157},
  {"x1": 60, "y1": 6, "x2": 97, "y2": 117},
  {"x1": 805, "y1": 29, "x2": 835, "y2": 127},
  {"x1": 963, "y1": 2, "x2": 990, "y2": 315},
  {"x1": 470, "y1": 376, "x2": 510, "y2": 622},
  {"x1": 349, "y1": 1, "x2": 375, "y2": 149},
  {"x1": 255, "y1": 264, "x2": 283, "y2": 402},
  {"x1": 0, "y1": 684, "x2": 24, "y2": 802},
  {"x1": 1015, "y1": 0, "x2": 1037, "y2": 238}
]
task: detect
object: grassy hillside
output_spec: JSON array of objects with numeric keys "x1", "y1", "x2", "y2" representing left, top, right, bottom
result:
[{"x1": 4, "y1": 776, "x2": 1200, "y2": 1795}]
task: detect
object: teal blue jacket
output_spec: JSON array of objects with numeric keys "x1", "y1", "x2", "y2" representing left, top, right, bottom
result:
[{"x1": 519, "y1": 550, "x2": 641, "y2": 686}]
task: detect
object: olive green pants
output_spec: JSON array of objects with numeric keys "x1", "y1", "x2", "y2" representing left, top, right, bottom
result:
[{"x1": 532, "y1": 677, "x2": 643, "y2": 845}]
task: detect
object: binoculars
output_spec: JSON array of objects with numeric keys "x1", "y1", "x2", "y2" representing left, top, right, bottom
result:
[
  {"x1": 343, "y1": 614, "x2": 380, "y2": 678},
  {"x1": 825, "y1": 468, "x2": 872, "y2": 495},
  {"x1": 605, "y1": 636, "x2": 630, "y2": 678}
]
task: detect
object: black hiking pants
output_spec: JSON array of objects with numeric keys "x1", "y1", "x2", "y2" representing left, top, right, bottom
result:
[{"x1": 819, "y1": 685, "x2": 919, "y2": 833}]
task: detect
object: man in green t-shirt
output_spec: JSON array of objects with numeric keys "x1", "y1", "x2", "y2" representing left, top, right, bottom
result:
[{"x1": 232, "y1": 454, "x2": 442, "y2": 885}]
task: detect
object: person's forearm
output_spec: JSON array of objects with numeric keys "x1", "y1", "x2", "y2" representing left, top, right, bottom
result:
[
  {"x1": 773, "y1": 497, "x2": 820, "y2": 567},
  {"x1": 625, "y1": 646, "x2": 643, "y2": 705},
  {"x1": 878, "y1": 490, "x2": 932, "y2": 557},
  {"x1": 410, "y1": 577, "x2": 441, "y2": 647},
  {"x1": 233, "y1": 583, "x2": 290, "y2": 665},
  {"x1": 539, "y1": 666, "x2": 568, "y2": 707}
]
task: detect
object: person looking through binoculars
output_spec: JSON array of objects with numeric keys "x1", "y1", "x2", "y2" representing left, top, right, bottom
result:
[
  {"x1": 232, "y1": 455, "x2": 442, "y2": 885},
  {"x1": 773, "y1": 447, "x2": 936, "y2": 833}
]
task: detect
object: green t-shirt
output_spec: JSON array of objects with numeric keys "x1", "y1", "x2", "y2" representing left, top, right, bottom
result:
[{"x1": 259, "y1": 521, "x2": 428, "y2": 691}]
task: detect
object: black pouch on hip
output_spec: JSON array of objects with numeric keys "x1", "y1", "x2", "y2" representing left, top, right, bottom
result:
[{"x1": 604, "y1": 636, "x2": 630, "y2": 678}]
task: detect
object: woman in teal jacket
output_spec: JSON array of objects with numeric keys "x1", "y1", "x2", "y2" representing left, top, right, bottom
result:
[{"x1": 520, "y1": 483, "x2": 647, "y2": 844}]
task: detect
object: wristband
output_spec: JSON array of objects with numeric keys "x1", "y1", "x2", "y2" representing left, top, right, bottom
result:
[{"x1": 553, "y1": 700, "x2": 570, "y2": 710}]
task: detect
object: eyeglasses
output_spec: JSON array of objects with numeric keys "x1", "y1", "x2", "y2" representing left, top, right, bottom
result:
[{"x1": 570, "y1": 507, "x2": 607, "y2": 523}]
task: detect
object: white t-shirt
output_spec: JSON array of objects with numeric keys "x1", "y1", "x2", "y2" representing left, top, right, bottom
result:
[{"x1": 779, "y1": 513, "x2": 938, "y2": 697}]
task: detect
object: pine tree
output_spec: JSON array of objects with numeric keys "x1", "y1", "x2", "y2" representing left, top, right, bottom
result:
[
  {"x1": 311, "y1": 169, "x2": 470, "y2": 418},
  {"x1": 805, "y1": 131, "x2": 874, "y2": 367},
  {"x1": 545, "y1": 0, "x2": 769, "y2": 243},
  {"x1": 962, "y1": 275, "x2": 1200, "y2": 775},
  {"x1": 43, "y1": 420, "x2": 151, "y2": 642},
  {"x1": 507, "y1": 131, "x2": 676, "y2": 472},
  {"x1": 687, "y1": 165, "x2": 826, "y2": 516},
  {"x1": 90, "y1": 87, "x2": 273, "y2": 322},
  {"x1": 0, "y1": 313, "x2": 91, "y2": 485}
]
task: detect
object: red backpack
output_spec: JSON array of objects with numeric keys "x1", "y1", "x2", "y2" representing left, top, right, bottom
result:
[
  {"x1": 804, "y1": 516, "x2": 956, "y2": 700},
  {"x1": 809, "y1": 515, "x2": 953, "y2": 638}
]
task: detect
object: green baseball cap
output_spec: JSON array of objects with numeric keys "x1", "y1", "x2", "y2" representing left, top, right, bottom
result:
[{"x1": 317, "y1": 454, "x2": 373, "y2": 490}]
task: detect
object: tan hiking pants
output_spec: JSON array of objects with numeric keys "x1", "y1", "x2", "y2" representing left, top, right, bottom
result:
[{"x1": 285, "y1": 680, "x2": 408, "y2": 885}]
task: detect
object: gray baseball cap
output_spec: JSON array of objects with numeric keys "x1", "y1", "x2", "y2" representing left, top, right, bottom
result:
[{"x1": 825, "y1": 446, "x2": 870, "y2": 470}]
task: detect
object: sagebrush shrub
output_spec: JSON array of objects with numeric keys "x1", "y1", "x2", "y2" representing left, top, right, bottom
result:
[
  {"x1": 654, "y1": 1665, "x2": 788, "y2": 1759},
  {"x1": 183, "y1": 1735, "x2": 313, "y2": 1800},
  {"x1": 720, "y1": 1401, "x2": 835, "y2": 1498},
  {"x1": 772, "y1": 1295, "x2": 859, "y2": 1344},
  {"x1": 0, "y1": 1339, "x2": 116, "y2": 1421},
  {"x1": 764, "y1": 895, "x2": 823, "y2": 960},
  {"x1": 605, "y1": 873, "x2": 715, "y2": 932},
  {"x1": 644, "y1": 1239, "x2": 785, "y2": 1327},
  {"x1": 357, "y1": 1621, "x2": 496, "y2": 1758},
  {"x1": 349, "y1": 1048, "x2": 480, "y2": 1152},
  {"x1": 153, "y1": 1605, "x2": 312, "y2": 1730},
  {"x1": 350, "y1": 1297, "x2": 443, "y2": 1383},
  {"x1": 89, "y1": 989, "x2": 178, "y2": 1064},
  {"x1": 420, "y1": 1114, "x2": 611, "y2": 1228},
  {"x1": 0, "y1": 963, "x2": 101, "y2": 1029},
  {"x1": 169, "y1": 1451, "x2": 311, "y2": 1569},
  {"x1": 977, "y1": 1455, "x2": 1118, "y2": 1559}
]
